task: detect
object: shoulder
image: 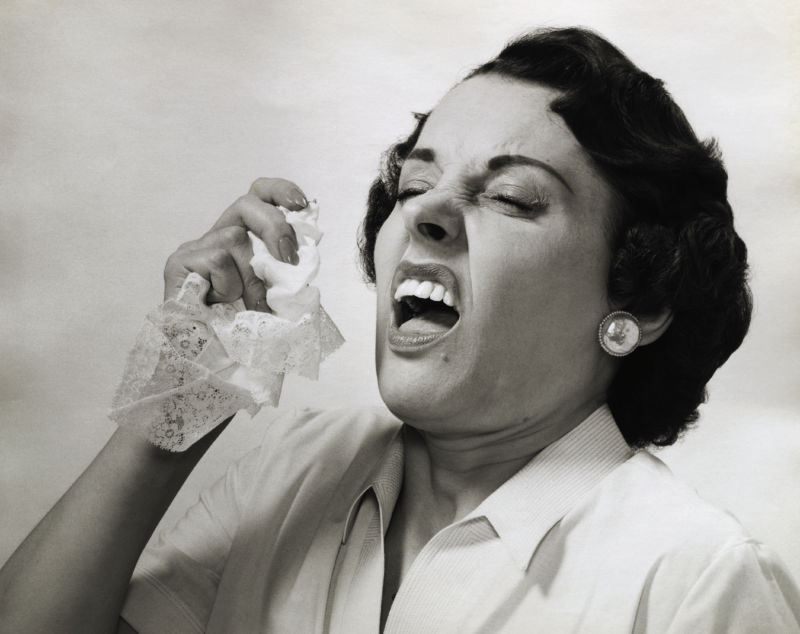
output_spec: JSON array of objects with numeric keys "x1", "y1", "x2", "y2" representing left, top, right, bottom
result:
[
  {"x1": 238, "y1": 405, "x2": 402, "y2": 502},
  {"x1": 256, "y1": 405, "x2": 402, "y2": 461},
  {"x1": 658, "y1": 537, "x2": 800, "y2": 631},
  {"x1": 598, "y1": 451, "x2": 750, "y2": 551},
  {"x1": 585, "y1": 451, "x2": 800, "y2": 630},
  {"x1": 560, "y1": 449, "x2": 755, "y2": 585}
]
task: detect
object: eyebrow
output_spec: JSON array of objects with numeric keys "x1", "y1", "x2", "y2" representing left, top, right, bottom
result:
[
  {"x1": 407, "y1": 148, "x2": 436, "y2": 162},
  {"x1": 405, "y1": 148, "x2": 574, "y2": 194},
  {"x1": 487, "y1": 154, "x2": 574, "y2": 193}
]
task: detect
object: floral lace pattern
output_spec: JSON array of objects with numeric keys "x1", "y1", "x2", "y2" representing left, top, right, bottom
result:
[{"x1": 110, "y1": 273, "x2": 344, "y2": 452}]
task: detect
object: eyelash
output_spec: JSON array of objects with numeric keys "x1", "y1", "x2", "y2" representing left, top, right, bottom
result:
[
  {"x1": 397, "y1": 188, "x2": 548, "y2": 215},
  {"x1": 483, "y1": 193, "x2": 548, "y2": 214},
  {"x1": 396, "y1": 187, "x2": 428, "y2": 202}
]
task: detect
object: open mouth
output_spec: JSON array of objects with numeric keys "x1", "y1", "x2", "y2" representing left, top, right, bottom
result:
[{"x1": 394, "y1": 279, "x2": 460, "y2": 335}]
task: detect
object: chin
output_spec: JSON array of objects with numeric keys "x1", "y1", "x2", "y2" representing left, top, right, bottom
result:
[{"x1": 375, "y1": 356, "x2": 474, "y2": 431}]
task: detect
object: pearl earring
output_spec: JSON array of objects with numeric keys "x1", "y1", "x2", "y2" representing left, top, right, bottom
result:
[{"x1": 598, "y1": 311, "x2": 641, "y2": 357}]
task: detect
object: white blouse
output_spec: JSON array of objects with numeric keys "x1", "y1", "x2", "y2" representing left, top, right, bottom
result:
[{"x1": 122, "y1": 405, "x2": 800, "y2": 632}]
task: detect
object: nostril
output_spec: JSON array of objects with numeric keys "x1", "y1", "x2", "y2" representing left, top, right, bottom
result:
[{"x1": 418, "y1": 222, "x2": 446, "y2": 241}]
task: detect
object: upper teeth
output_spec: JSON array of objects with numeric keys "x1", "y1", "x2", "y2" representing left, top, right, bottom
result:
[{"x1": 394, "y1": 278, "x2": 454, "y2": 307}]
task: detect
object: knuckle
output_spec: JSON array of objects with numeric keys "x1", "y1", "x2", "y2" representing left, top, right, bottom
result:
[
  {"x1": 164, "y1": 249, "x2": 184, "y2": 272},
  {"x1": 218, "y1": 225, "x2": 247, "y2": 247},
  {"x1": 249, "y1": 177, "x2": 272, "y2": 192},
  {"x1": 207, "y1": 248, "x2": 231, "y2": 269},
  {"x1": 235, "y1": 193, "x2": 256, "y2": 207},
  {"x1": 245, "y1": 275, "x2": 266, "y2": 290},
  {"x1": 250, "y1": 177, "x2": 299, "y2": 197},
  {"x1": 175, "y1": 239, "x2": 197, "y2": 252},
  {"x1": 223, "y1": 194, "x2": 255, "y2": 219}
]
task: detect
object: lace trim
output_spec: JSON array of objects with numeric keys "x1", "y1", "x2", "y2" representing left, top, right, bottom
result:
[{"x1": 109, "y1": 273, "x2": 343, "y2": 451}]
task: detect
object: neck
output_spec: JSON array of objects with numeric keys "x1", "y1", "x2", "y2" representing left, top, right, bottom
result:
[{"x1": 400, "y1": 398, "x2": 605, "y2": 529}]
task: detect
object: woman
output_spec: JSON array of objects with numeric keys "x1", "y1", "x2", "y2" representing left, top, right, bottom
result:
[{"x1": 1, "y1": 27, "x2": 798, "y2": 633}]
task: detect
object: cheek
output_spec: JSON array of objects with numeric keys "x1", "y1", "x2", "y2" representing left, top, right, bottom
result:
[
  {"x1": 469, "y1": 220, "x2": 611, "y2": 358},
  {"x1": 373, "y1": 211, "x2": 407, "y2": 309}
]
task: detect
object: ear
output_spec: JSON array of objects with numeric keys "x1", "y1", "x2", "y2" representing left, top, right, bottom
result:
[{"x1": 638, "y1": 309, "x2": 673, "y2": 347}]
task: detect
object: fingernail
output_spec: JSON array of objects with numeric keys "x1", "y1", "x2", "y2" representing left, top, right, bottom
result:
[
  {"x1": 294, "y1": 196, "x2": 307, "y2": 208},
  {"x1": 279, "y1": 235, "x2": 299, "y2": 264}
]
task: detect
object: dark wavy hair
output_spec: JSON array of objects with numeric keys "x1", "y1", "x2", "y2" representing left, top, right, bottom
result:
[{"x1": 358, "y1": 27, "x2": 752, "y2": 448}]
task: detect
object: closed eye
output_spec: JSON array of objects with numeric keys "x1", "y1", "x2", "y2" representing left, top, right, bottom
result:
[
  {"x1": 482, "y1": 192, "x2": 548, "y2": 214},
  {"x1": 396, "y1": 187, "x2": 429, "y2": 202}
]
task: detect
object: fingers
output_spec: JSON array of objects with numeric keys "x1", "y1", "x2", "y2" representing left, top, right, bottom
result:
[
  {"x1": 249, "y1": 177, "x2": 307, "y2": 210},
  {"x1": 199, "y1": 226, "x2": 270, "y2": 309},
  {"x1": 209, "y1": 177, "x2": 308, "y2": 265},
  {"x1": 209, "y1": 193, "x2": 298, "y2": 266},
  {"x1": 164, "y1": 177, "x2": 308, "y2": 310},
  {"x1": 164, "y1": 247, "x2": 244, "y2": 305},
  {"x1": 165, "y1": 226, "x2": 270, "y2": 310}
]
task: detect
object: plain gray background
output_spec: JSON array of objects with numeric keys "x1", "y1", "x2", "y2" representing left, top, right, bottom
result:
[{"x1": 2, "y1": 0, "x2": 798, "y2": 584}]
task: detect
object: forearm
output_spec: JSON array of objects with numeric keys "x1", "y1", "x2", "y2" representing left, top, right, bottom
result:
[
  {"x1": 0, "y1": 177, "x2": 308, "y2": 632},
  {"x1": 0, "y1": 421, "x2": 228, "y2": 633}
]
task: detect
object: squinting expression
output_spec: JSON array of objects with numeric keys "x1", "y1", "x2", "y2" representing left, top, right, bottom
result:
[{"x1": 374, "y1": 74, "x2": 619, "y2": 436}]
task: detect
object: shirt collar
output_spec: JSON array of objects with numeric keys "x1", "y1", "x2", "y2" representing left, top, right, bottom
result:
[
  {"x1": 465, "y1": 404, "x2": 633, "y2": 571},
  {"x1": 341, "y1": 404, "x2": 632, "y2": 569},
  {"x1": 342, "y1": 429, "x2": 404, "y2": 544}
]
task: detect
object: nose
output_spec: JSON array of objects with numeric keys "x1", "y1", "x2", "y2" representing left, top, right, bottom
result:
[{"x1": 400, "y1": 190, "x2": 463, "y2": 245}]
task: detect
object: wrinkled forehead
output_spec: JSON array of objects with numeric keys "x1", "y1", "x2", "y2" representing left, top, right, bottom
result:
[{"x1": 414, "y1": 74, "x2": 586, "y2": 169}]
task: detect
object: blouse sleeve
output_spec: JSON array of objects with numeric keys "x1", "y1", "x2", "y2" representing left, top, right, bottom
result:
[
  {"x1": 664, "y1": 539, "x2": 800, "y2": 633},
  {"x1": 120, "y1": 444, "x2": 263, "y2": 634}
]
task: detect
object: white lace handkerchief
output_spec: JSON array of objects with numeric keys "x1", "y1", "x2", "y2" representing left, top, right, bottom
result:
[{"x1": 109, "y1": 201, "x2": 344, "y2": 451}]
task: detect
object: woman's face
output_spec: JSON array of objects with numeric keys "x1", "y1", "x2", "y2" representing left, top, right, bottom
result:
[{"x1": 374, "y1": 74, "x2": 618, "y2": 436}]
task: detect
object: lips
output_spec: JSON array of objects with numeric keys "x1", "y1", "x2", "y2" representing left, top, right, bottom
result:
[{"x1": 388, "y1": 261, "x2": 461, "y2": 350}]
